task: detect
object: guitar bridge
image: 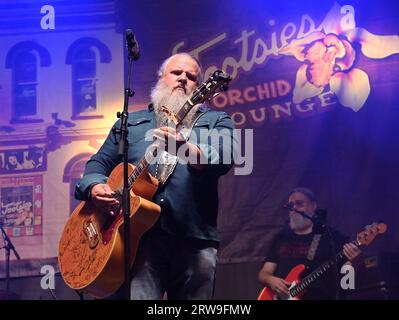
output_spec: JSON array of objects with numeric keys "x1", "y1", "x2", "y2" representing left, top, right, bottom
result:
[{"x1": 83, "y1": 219, "x2": 99, "y2": 249}]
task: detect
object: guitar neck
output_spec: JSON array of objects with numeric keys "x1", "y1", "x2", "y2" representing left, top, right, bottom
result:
[
  {"x1": 290, "y1": 240, "x2": 359, "y2": 298},
  {"x1": 127, "y1": 157, "x2": 150, "y2": 191},
  {"x1": 124, "y1": 101, "x2": 193, "y2": 191},
  {"x1": 175, "y1": 100, "x2": 194, "y2": 125}
]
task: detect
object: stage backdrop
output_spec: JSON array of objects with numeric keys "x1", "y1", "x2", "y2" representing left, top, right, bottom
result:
[
  {"x1": 121, "y1": 0, "x2": 399, "y2": 262},
  {"x1": 0, "y1": 0, "x2": 398, "y2": 282}
]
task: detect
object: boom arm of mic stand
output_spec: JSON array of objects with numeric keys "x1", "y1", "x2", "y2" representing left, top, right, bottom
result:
[
  {"x1": 1, "y1": 225, "x2": 21, "y2": 260},
  {"x1": 284, "y1": 205, "x2": 315, "y2": 222}
]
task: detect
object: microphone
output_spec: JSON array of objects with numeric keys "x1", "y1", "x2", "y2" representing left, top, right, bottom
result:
[{"x1": 125, "y1": 29, "x2": 140, "y2": 61}]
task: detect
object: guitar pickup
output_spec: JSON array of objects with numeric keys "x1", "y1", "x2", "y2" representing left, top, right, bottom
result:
[{"x1": 84, "y1": 219, "x2": 99, "y2": 249}]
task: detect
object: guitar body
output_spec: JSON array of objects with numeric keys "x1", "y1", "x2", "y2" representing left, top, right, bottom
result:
[
  {"x1": 58, "y1": 163, "x2": 161, "y2": 298},
  {"x1": 257, "y1": 264, "x2": 306, "y2": 300}
]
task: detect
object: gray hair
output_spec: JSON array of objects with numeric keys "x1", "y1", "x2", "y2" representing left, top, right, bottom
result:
[
  {"x1": 289, "y1": 187, "x2": 317, "y2": 203},
  {"x1": 157, "y1": 52, "x2": 203, "y2": 84}
]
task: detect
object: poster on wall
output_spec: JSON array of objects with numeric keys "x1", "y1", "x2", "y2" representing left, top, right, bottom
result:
[
  {"x1": 0, "y1": 146, "x2": 46, "y2": 174},
  {"x1": 0, "y1": 175, "x2": 43, "y2": 237}
]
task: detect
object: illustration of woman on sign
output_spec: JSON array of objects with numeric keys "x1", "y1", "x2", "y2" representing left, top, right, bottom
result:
[{"x1": 5, "y1": 152, "x2": 23, "y2": 170}]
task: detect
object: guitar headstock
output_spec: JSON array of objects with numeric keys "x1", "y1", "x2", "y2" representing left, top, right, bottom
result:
[
  {"x1": 356, "y1": 222, "x2": 387, "y2": 246},
  {"x1": 190, "y1": 70, "x2": 232, "y2": 105}
]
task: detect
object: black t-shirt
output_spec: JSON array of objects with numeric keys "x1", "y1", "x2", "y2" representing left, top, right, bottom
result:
[{"x1": 265, "y1": 228, "x2": 349, "y2": 300}]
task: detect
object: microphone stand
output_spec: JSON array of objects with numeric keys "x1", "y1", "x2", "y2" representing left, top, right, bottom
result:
[
  {"x1": 113, "y1": 43, "x2": 136, "y2": 301},
  {"x1": 0, "y1": 222, "x2": 21, "y2": 299}
]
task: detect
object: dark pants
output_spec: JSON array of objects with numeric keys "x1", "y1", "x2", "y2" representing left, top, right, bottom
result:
[{"x1": 120, "y1": 229, "x2": 218, "y2": 300}]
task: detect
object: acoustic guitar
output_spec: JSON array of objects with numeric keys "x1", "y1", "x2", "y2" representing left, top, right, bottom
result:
[{"x1": 58, "y1": 70, "x2": 231, "y2": 298}]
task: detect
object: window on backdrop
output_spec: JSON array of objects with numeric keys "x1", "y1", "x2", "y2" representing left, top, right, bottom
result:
[
  {"x1": 72, "y1": 47, "x2": 98, "y2": 117},
  {"x1": 13, "y1": 51, "x2": 38, "y2": 119}
]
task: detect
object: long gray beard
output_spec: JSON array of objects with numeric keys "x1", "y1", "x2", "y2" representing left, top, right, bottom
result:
[
  {"x1": 150, "y1": 81, "x2": 199, "y2": 128},
  {"x1": 150, "y1": 80, "x2": 203, "y2": 184}
]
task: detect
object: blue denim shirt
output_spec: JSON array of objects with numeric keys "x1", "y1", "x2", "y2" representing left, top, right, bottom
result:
[{"x1": 75, "y1": 105, "x2": 235, "y2": 242}]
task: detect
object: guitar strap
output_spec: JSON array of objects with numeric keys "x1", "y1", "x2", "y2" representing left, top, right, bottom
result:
[
  {"x1": 307, "y1": 233, "x2": 322, "y2": 262},
  {"x1": 155, "y1": 110, "x2": 206, "y2": 185}
]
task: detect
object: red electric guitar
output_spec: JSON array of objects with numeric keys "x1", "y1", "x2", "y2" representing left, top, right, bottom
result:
[{"x1": 257, "y1": 222, "x2": 387, "y2": 300}]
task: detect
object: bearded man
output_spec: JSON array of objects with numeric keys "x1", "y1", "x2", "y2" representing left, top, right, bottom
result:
[
  {"x1": 74, "y1": 53, "x2": 235, "y2": 299},
  {"x1": 258, "y1": 187, "x2": 361, "y2": 300}
]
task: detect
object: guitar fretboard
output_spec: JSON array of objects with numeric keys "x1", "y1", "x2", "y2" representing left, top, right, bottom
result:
[
  {"x1": 119, "y1": 100, "x2": 192, "y2": 193},
  {"x1": 289, "y1": 240, "x2": 358, "y2": 297},
  {"x1": 175, "y1": 100, "x2": 194, "y2": 124}
]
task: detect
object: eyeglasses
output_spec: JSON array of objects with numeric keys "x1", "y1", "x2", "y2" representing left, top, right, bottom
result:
[{"x1": 286, "y1": 200, "x2": 305, "y2": 208}]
